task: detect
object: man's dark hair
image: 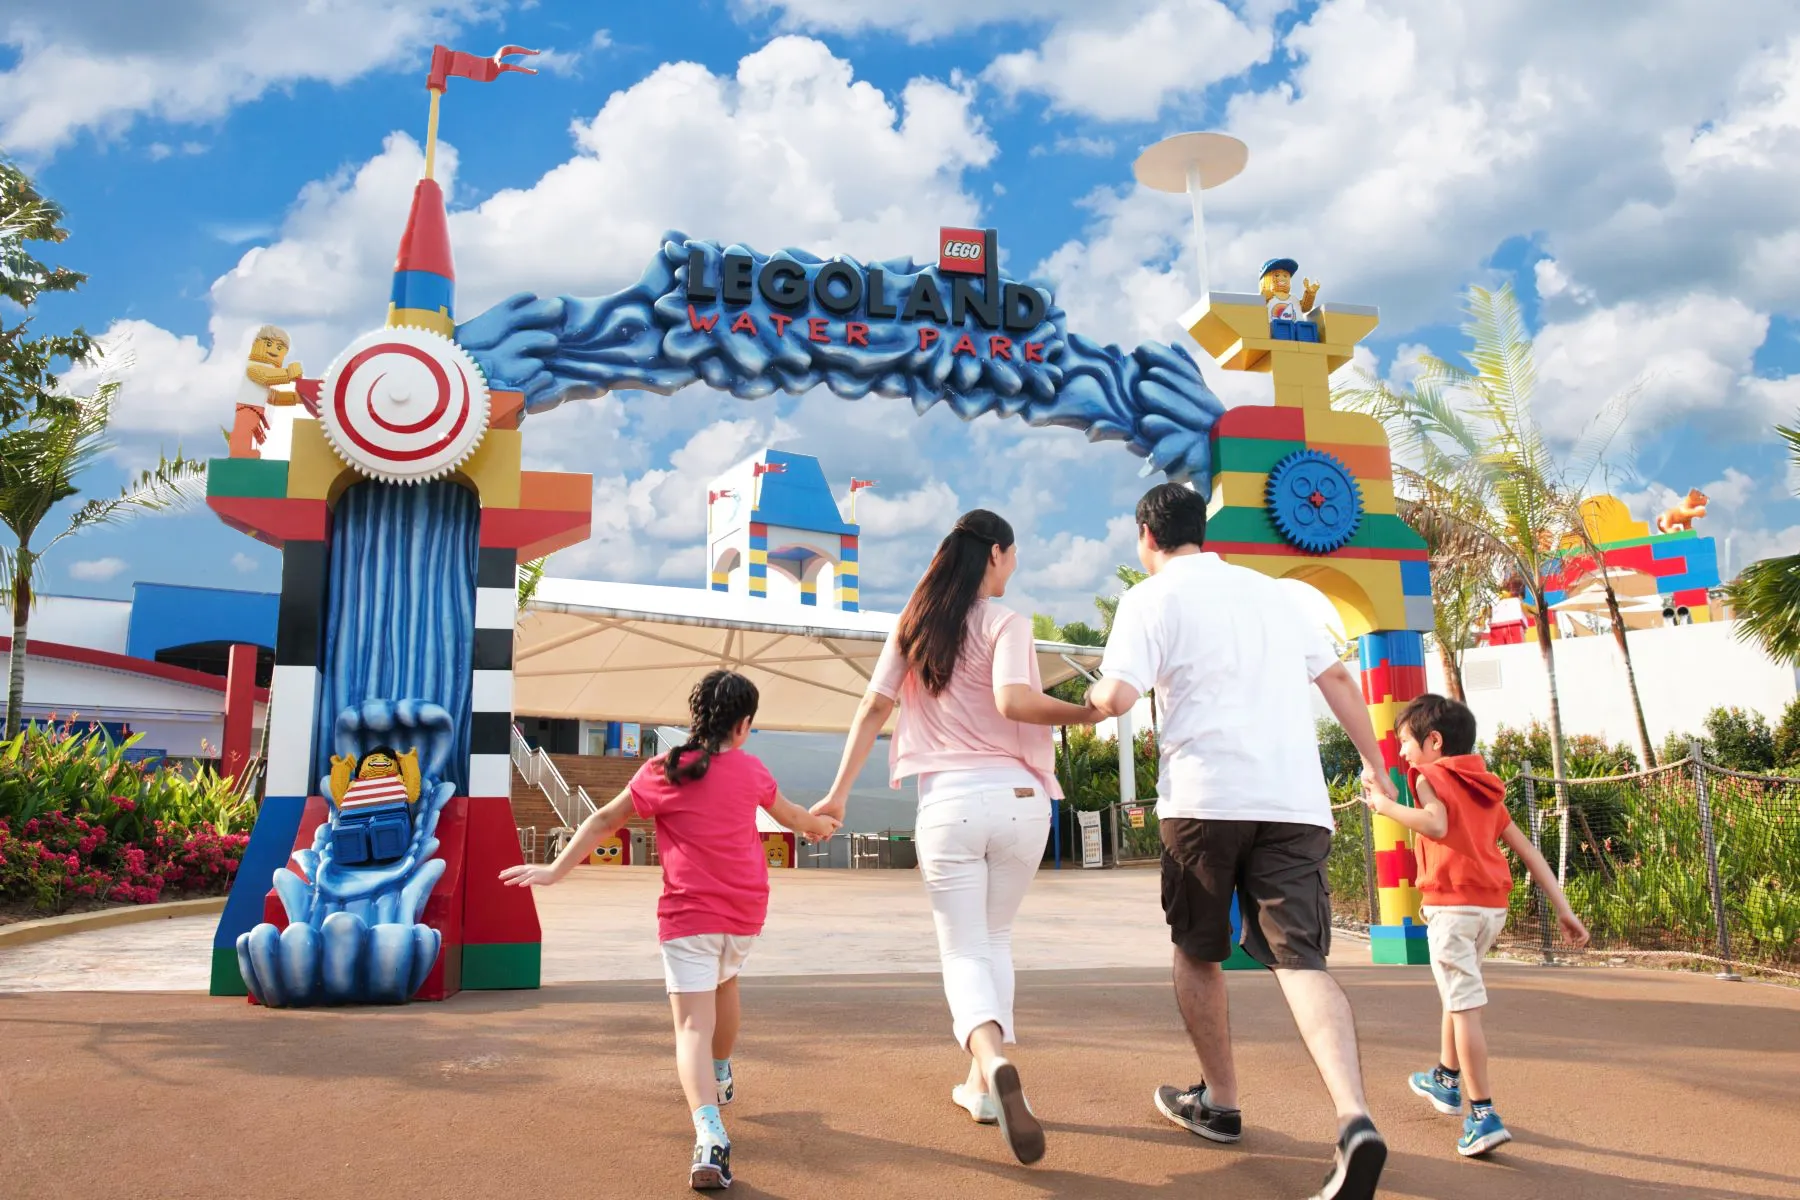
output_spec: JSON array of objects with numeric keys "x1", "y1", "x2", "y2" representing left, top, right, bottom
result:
[
  {"x1": 1397, "y1": 693, "x2": 1479, "y2": 757},
  {"x1": 1135, "y1": 483, "x2": 1207, "y2": 552}
]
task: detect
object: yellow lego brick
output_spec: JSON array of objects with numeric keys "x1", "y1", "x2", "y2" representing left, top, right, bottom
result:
[
  {"x1": 1207, "y1": 553, "x2": 1405, "y2": 639},
  {"x1": 1183, "y1": 296, "x2": 1268, "y2": 363},
  {"x1": 1317, "y1": 305, "x2": 1380, "y2": 354},
  {"x1": 287, "y1": 419, "x2": 355, "y2": 501},
  {"x1": 1359, "y1": 478, "x2": 1397, "y2": 516},
  {"x1": 1304, "y1": 408, "x2": 1391, "y2": 447},
  {"x1": 1378, "y1": 887, "x2": 1423, "y2": 927},
  {"x1": 387, "y1": 305, "x2": 454, "y2": 337},
  {"x1": 838, "y1": 587, "x2": 860, "y2": 602},
  {"x1": 456, "y1": 429, "x2": 521, "y2": 508},
  {"x1": 1211, "y1": 471, "x2": 1269, "y2": 509},
  {"x1": 748, "y1": 548, "x2": 768, "y2": 565}
]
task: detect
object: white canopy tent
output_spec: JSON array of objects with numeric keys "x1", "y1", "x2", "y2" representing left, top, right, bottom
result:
[{"x1": 515, "y1": 577, "x2": 1105, "y2": 733}]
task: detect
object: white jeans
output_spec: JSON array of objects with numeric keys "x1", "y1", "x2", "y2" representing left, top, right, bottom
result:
[{"x1": 915, "y1": 786, "x2": 1051, "y2": 1049}]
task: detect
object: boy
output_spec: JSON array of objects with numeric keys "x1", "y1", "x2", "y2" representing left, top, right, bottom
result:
[
  {"x1": 503, "y1": 670, "x2": 838, "y2": 1190},
  {"x1": 1362, "y1": 693, "x2": 1589, "y2": 1157}
]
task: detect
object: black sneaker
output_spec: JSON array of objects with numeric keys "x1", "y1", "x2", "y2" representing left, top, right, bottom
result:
[
  {"x1": 690, "y1": 1137, "x2": 732, "y2": 1190},
  {"x1": 1310, "y1": 1116, "x2": 1386, "y2": 1200},
  {"x1": 1153, "y1": 1082, "x2": 1243, "y2": 1144}
]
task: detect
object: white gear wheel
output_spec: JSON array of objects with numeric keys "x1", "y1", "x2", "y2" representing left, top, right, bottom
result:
[{"x1": 318, "y1": 325, "x2": 491, "y2": 484}]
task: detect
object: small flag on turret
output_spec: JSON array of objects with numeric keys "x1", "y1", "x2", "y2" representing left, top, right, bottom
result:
[
  {"x1": 428, "y1": 44, "x2": 540, "y2": 91},
  {"x1": 753, "y1": 462, "x2": 787, "y2": 478},
  {"x1": 850, "y1": 479, "x2": 876, "y2": 492}
]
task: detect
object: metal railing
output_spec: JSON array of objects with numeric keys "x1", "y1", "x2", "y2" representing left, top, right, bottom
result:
[
  {"x1": 517, "y1": 826, "x2": 538, "y2": 864},
  {"x1": 509, "y1": 725, "x2": 598, "y2": 830}
]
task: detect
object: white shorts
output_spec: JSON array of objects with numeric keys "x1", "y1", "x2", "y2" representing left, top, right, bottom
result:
[
  {"x1": 1423, "y1": 905, "x2": 1509, "y2": 1012},
  {"x1": 660, "y1": 933, "x2": 757, "y2": 994}
]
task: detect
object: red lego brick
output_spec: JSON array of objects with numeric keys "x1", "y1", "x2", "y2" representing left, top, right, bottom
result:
[
  {"x1": 1375, "y1": 846, "x2": 1418, "y2": 889},
  {"x1": 1671, "y1": 587, "x2": 1708, "y2": 606},
  {"x1": 416, "y1": 795, "x2": 469, "y2": 1001},
  {"x1": 210, "y1": 496, "x2": 329, "y2": 547},
  {"x1": 1391, "y1": 664, "x2": 1427, "y2": 700},
  {"x1": 461, "y1": 795, "x2": 543, "y2": 946},
  {"x1": 262, "y1": 796, "x2": 332, "y2": 930},
  {"x1": 1216, "y1": 405, "x2": 1306, "y2": 442},
  {"x1": 1362, "y1": 660, "x2": 1393, "y2": 705},
  {"x1": 479, "y1": 506, "x2": 592, "y2": 560}
]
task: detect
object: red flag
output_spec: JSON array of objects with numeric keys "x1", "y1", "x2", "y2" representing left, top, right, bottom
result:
[
  {"x1": 850, "y1": 479, "x2": 876, "y2": 492},
  {"x1": 709, "y1": 489, "x2": 736, "y2": 504},
  {"x1": 428, "y1": 44, "x2": 539, "y2": 92},
  {"x1": 752, "y1": 462, "x2": 787, "y2": 477}
]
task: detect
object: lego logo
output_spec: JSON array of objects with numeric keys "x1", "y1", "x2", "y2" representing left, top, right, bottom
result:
[{"x1": 942, "y1": 241, "x2": 982, "y2": 259}]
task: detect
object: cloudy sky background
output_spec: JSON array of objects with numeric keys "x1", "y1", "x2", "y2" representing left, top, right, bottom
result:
[{"x1": 6, "y1": 0, "x2": 1799, "y2": 622}]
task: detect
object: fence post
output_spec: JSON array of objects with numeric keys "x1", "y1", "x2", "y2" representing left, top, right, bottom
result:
[
  {"x1": 1689, "y1": 739, "x2": 1741, "y2": 981},
  {"x1": 1359, "y1": 801, "x2": 1380, "y2": 928},
  {"x1": 1523, "y1": 769, "x2": 1555, "y2": 965}
]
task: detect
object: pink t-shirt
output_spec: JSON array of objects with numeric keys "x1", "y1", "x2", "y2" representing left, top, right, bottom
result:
[
  {"x1": 629, "y1": 749, "x2": 779, "y2": 942},
  {"x1": 869, "y1": 600, "x2": 1063, "y2": 799}
]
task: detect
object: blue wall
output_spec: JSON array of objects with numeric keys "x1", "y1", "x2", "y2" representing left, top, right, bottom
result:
[{"x1": 126, "y1": 583, "x2": 278, "y2": 659}]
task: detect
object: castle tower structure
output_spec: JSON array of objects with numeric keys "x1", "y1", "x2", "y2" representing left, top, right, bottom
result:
[{"x1": 707, "y1": 451, "x2": 860, "y2": 611}]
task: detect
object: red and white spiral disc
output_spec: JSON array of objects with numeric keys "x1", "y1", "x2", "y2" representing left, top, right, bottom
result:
[{"x1": 318, "y1": 326, "x2": 490, "y2": 483}]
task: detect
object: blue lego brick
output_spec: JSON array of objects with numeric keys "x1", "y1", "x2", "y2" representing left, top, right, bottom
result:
[
  {"x1": 390, "y1": 270, "x2": 452, "y2": 312},
  {"x1": 1359, "y1": 629, "x2": 1426, "y2": 670},
  {"x1": 838, "y1": 543, "x2": 858, "y2": 564},
  {"x1": 747, "y1": 561, "x2": 767, "y2": 579},
  {"x1": 1399, "y1": 558, "x2": 1432, "y2": 597},
  {"x1": 1368, "y1": 922, "x2": 1429, "y2": 940}
]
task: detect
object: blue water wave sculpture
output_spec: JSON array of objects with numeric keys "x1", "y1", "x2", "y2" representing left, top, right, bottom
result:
[
  {"x1": 236, "y1": 699, "x2": 454, "y2": 1006},
  {"x1": 456, "y1": 233, "x2": 1227, "y2": 486}
]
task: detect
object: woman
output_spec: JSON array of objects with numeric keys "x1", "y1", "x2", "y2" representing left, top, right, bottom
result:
[{"x1": 812, "y1": 510, "x2": 1097, "y2": 1166}]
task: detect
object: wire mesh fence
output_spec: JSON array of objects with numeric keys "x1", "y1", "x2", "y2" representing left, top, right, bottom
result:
[{"x1": 1507, "y1": 746, "x2": 1800, "y2": 981}]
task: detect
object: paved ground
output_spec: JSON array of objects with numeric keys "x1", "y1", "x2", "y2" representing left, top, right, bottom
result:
[
  {"x1": 3, "y1": 869, "x2": 1797, "y2": 1198},
  {"x1": 0, "y1": 867, "x2": 1179, "y2": 990}
]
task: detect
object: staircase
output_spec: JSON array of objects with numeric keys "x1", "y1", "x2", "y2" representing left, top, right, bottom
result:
[{"x1": 507, "y1": 726, "x2": 657, "y2": 860}]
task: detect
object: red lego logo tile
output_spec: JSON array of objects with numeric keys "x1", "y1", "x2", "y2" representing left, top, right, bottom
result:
[
  {"x1": 939, "y1": 227, "x2": 987, "y2": 275},
  {"x1": 1376, "y1": 846, "x2": 1417, "y2": 889}
]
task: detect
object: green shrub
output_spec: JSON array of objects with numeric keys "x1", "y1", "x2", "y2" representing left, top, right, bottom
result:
[
  {"x1": 1773, "y1": 696, "x2": 1800, "y2": 769},
  {"x1": 1701, "y1": 707, "x2": 1776, "y2": 773},
  {"x1": 1316, "y1": 719, "x2": 1361, "y2": 785},
  {"x1": 1484, "y1": 721, "x2": 1637, "y2": 779}
]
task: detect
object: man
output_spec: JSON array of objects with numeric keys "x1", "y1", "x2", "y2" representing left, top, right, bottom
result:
[{"x1": 1086, "y1": 482, "x2": 1396, "y2": 1200}]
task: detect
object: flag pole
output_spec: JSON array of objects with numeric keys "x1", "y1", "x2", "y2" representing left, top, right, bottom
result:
[{"x1": 424, "y1": 87, "x2": 444, "y2": 180}]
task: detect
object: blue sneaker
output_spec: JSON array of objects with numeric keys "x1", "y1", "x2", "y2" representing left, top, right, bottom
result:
[
  {"x1": 1458, "y1": 1108, "x2": 1512, "y2": 1158},
  {"x1": 690, "y1": 1136, "x2": 732, "y2": 1189},
  {"x1": 1408, "y1": 1070, "x2": 1462, "y2": 1116},
  {"x1": 717, "y1": 1064, "x2": 734, "y2": 1106}
]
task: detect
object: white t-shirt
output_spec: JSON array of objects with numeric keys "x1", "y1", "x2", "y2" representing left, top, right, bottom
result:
[{"x1": 1099, "y1": 553, "x2": 1338, "y2": 829}]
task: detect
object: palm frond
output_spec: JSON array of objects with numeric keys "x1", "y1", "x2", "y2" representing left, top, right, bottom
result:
[{"x1": 1727, "y1": 554, "x2": 1800, "y2": 665}]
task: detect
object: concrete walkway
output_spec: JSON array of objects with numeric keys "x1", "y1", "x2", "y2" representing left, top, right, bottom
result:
[{"x1": 0, "y1": 867, "x2": 1176, "y2": 992}]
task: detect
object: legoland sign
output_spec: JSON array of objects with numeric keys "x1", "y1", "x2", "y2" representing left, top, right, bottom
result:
[{"x1": 677, "y1": 227, "x2": 1051, "y2": 360}]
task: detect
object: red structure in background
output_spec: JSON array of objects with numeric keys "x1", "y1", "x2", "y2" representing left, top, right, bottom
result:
[{"x1": 221, "y1": 644, "x2": 258, "y2": 782}]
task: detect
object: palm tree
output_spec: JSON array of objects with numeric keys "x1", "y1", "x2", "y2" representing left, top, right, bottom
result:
[
  {"x1": 1337, "y1": 283, "x2": 1640, "y2": 879},
  {"x1": 0, "y1": 377, "x2": 204, "y2": 735},
  {"x1": 1726, "y1": 420, "x2": 1800, "y2": 664},
  {"x1": 1554, "y1": 480, "x2": 1656, "y2": 769},
  {"x1": 1, "y1": 158, "x2": 89, "y2": 425},
  {"x1": 517, "y1": 555, "x2": 548, "y2": 608},
  {"x1": 1094, "y1": 564, "x2": 1146, "y2": 636}
]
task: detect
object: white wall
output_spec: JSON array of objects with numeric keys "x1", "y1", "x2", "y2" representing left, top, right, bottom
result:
[
  {"x1": 1432, "y1": 620, "x2": 1800, "y2": 746},
  {"x1": 29, "y1": 595, "x2": 133, "y2": 653},
  {"x1": 1, "y1": 650, "x2": 264, "y2": 757}
]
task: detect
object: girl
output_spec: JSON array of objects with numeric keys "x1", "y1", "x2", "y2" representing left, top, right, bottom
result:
[
  {"x1": 501, "y1": 670, "x2": 838, "y2": 1190},
  {"x1": 811, "y1": 510, "x2": 1099, "y2": 1165}
]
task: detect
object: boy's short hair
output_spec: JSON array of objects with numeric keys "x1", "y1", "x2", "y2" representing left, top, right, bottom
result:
[
  {"x1": 1136, "y1": 482, "x2": 1207, "y2": 552},
  {"x1": 1397, "y1": 693, "x2": 1478, "y2": 757}
]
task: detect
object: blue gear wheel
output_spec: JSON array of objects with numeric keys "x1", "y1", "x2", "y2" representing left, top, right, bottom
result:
[{"x1": 1266, "y1": 449, "x2": 1363, "y2": 553}]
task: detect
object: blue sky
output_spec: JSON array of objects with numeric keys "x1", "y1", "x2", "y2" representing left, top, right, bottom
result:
[{"x1": 6, "y1": 0, "x2": 1800, "y2": 622}]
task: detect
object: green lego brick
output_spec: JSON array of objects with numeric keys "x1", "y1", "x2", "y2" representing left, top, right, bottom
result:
[
  {"x1": 1221, "y1": 944, "x2": 1266, "y2": 971},
  {"x1": 1212, "y1": 437, "x2": 1308, "y2": 475},
  {"x1": 207, "y1": 457, "x2": 289, "y2": 500},
  {"x1": 1597, "y1": 529, "x2": 1695, "y2": 551},
  {"x1": 210, "y1": 945, "x2": 248, "y2": 997},
  {"x1": 1204, "y1": 505, "x2": 1285, "y2": 545},
  {"x1": 460, "y1": 941, "x2": 541, "y2": 990},
  {"x1": 1369, "y1": 936, "x2": 1433, "y2": 966},
  {"x1": 1344, "y1": 513, "x2": 1427, "y2": 552}
]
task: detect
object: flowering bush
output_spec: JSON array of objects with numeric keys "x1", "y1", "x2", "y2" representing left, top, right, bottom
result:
[{"x1": 0, "y1": 723, "x2": 254, "y2": 915}]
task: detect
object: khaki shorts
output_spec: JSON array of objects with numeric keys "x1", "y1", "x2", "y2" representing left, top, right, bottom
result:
[
  {"x1": 660, "y1": 933, "x2": 757, "y2": 994},
  {"x1": 1424, "y1": 906, "x2": 1508, "y2": 1011}
]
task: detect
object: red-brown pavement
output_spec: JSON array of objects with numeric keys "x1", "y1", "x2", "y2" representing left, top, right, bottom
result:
[{"x1": 3, "y1": 962, "x2": 1796, "y2": 1199}]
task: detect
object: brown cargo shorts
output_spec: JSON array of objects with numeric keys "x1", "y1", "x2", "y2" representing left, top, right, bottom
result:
[{"x1": 1159, "y1": 817, "x2": 1333, "y2": 970}]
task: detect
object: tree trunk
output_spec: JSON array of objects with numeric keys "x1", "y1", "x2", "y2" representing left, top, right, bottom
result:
[
  {"x1": 1602, "y1": 585, "x2": 1656, "y2": 769},
  {"x1": 1533, "y1": 592, "x2": 1571, "y2": 882},
  {"x1": 6, "y1": 555, "x2": 31, "y2": 739},
  {"x1": 1437, "y1": 638, "x2": 1466, "y2": 704}
]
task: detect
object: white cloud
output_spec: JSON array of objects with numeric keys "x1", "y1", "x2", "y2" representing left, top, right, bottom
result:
[
  {"x1": 591, "y1": 29, "x2": 614, "y2": 50},
  {"x1": 1030, "y1": 135, "x2": 1116, "y2": 158},
  {"x1": 67, "y1": 557, "x2": 128, "y2": 582},
  {"x1": 0, "y1": 1, "x2": 488, "y2": 155},
  {"x1": 231, "y1": 552, "x2": 259, "y2": 574},
  {"x1": 985, "y1": 0, "x2": 1271, "y2": 121}
]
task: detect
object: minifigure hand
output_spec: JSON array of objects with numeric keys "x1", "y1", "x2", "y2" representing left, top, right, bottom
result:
[
  {"x1": 1303, "y1": 277, "x2": 1318, "y2": 293},
  {"x1": 287, "y1": 361, "x2": 304, "y2": 379}
]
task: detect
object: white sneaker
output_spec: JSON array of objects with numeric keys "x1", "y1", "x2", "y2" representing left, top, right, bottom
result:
[
  {"x1": 952, "y1": 1083, "x2": 999, "y2": 1124},
  {"x1": 985, "y1": 1057, "x2": 1046, "y2": 1165}
]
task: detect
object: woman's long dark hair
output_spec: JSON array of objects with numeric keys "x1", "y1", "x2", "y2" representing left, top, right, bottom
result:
[
  {"x1": 664, "y1": 669, "x2": 761, "y2": 784},
  {"x1": 894, "y1": 509, "x2": 1014, "y2": 696}
]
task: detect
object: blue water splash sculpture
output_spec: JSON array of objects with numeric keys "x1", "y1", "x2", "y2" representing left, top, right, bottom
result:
[
  {"x1": 236, "y1": 699, "x2": 454, "y2": 1006},
  {"x1": 456, "y1": 233, "x2": 1227, "y2": 486}
]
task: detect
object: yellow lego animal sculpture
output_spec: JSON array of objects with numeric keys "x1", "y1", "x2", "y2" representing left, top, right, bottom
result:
[{"x1": 1656, "y1": 488, "x2": 1708, "y2": 534}]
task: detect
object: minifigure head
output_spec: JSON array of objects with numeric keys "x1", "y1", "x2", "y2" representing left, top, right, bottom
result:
[
  {"x1": 1259, "y1": 258, "x2": 1299, "y2": 302},
  {"x1": 593, "y1": 836, "x2": 623, "y2": 865},
  {"x1": 356, "y1": 745, "x2": 400, "y2": 780},
  {"x1": 1396, "y1": 694, "x2": 1478, "y2": 768},
  {"x1": 250, "y1": 324, "x2": 291, "y2": 366}
]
